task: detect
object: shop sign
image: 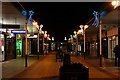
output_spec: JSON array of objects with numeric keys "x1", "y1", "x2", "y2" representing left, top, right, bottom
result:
[{"x1": 11, "y1": 30, "x2": 26, "y2": 34}]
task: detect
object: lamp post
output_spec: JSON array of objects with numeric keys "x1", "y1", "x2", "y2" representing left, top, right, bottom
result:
[
  {"x1": 44, "y1": 31, "x2": 47, "y2": 55},
  {"x1": 25, "y1": 18, "x2": 28, "y2": 67},
  {"x1": 38, "y1": 24, "x2": 43, "y2": 59},
  {"x1": 37, "y1": 25, "x2": 40, "y2": 59},
  {"x1": 83, "y1": 25, "x2": 88, "y2": 59},
  {"x1": 92, "y1": 11, "x2": 102, "y2": 67},
  {"x1": 33, "y1": 21, "x2": 39, "y2": 59},
  {"x1": 33, "y1": 21, "x2": 43, "y2": 59},
  {"x1": 99, "y1": 20, "x2": 102, "y2": 67},
  {"x1": 22, "y1": 10, "x2": 34, "y2": 67},
  {"x1": 91, "y1": 2, "x2": 116, "y2": 67},
  {"x1": 78, "y1": 25, "x2": 88, "y2": 59},
  {"x1": 42, "y1": 31, "x2": 45, "y2": 55},
  {"x1": 79, "y1": 25, "x2": 84, "y2": 58},
  {"x1": 74, "y1": 31, "x2": 78, "y2": 54}
]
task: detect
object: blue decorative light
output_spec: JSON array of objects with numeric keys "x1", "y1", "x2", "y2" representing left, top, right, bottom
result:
[
  {"x1": 21, "y1": 10, "x2": 34, "y2": 34},
  {"x1": 28, "y1": 10, "x2": 34, "y2": 24},
  {"x1": 11, "y1": 30, "x2": 26, "y2": 34},
  {"x1": 22, "y1": 10, "x2": 27, "y2": 17},
  {"x1": 92, "y1": 10, "x2": 107, "y2": 27},
  {"x1": 100, "y1": 10, "x2": 107, "y2": 20},
  {"x1": 92, "y1": 11, "x2": 98, "y2": 27}
]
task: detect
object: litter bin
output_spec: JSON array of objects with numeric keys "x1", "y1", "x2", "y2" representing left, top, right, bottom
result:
[{"x1": 63, "y1": 53, "x2": 71, "y2": 66}]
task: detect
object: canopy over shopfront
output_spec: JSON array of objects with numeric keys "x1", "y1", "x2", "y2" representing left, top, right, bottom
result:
[{"x1": 102, "y1": 6, "x2": 120, "y2": 29}]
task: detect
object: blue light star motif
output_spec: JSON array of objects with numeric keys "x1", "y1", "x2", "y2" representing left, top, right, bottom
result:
[
  {"x1": 28, "y1": 10, "x2": 34, "y2": 24},
  {"x1": 100, "y1": 10, "x2": 107, "y2": 20},
  {"x1": 22, "y1": 10, "x2": 27, "y2": 17},
  {"x1": 92, "y1": 11, "x2": 98, "y2": 27}
]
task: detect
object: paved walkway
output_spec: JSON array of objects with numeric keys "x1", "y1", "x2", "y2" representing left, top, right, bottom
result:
[
  {"x1": 2, "y1": 55, "x2": 43, "y2": 78},
  {"x1": 1, "y1": 52, "x2": 120, "y2": 80},
  {"x1": 11, "y1": 53, "x2": 62, "y2": 80},
  {"x1": 71, "y1": 56, "x2": 120, "y2": 79}
]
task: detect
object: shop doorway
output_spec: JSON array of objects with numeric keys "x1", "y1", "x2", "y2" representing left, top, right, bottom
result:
[
  {"x1": 108, "y1": 36, "x2": 118, "y2": 59},
  {"x1": 16, "y1": 38, "x2": 22, "y2": 57}
]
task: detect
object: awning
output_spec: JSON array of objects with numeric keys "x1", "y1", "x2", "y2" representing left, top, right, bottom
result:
[{"x1": 102, "y1": 6, "x2": 120, "y2": 26}]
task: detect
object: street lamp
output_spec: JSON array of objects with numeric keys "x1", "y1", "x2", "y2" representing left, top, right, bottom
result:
[
  {"x1": 111, "y1": 0, "x2": 120, "y2": 9},
  {"x1": 79, "y1": 25, "x2": 88, "y2": 59},
  {"x1": 38, "y1": 24, "x2": 43, "y2": 58},
  {"x1": 42, "y1": 31, "x2": 45, "y2": 55},
  {"x1": 92, "y1": 11, "x2": 102, "y2": 67},
  {"x1": 74, "y1": 31, "x2": 78, "y2": 54},
  {"x1": 33, "y1": 21, "x2": 43, "y2": 59},
  {"x1": 83, "y1": 25, "x2": 88, "y2": 52},
  {"x1": 64, "y1": 37, "x2": 67, "y2": 41},
  {"x1": 52, "y1": 37, "x2": 55, "y2": 41},
  {"x1": 22, "y1": 10, "x2": 34, "y2": 67},
  {"x1": 33, "y1": 21, "x2": 39, "y2": 59}
]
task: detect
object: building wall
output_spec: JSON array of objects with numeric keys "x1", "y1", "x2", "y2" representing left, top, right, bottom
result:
[
  {"x1": 1, "y1": 2, "x2": 26, "y2": 61},
  {"x1": 1, "y1": 2, "x2": 26, "y2": 26},
  {"x1": 107, "y1": 27, "x2": 118, "y2": 37}
]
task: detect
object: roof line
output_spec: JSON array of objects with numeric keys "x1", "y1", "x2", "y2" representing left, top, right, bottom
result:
[{"x1": 16, "y1": 0, "x2": 26, "y2": 10}]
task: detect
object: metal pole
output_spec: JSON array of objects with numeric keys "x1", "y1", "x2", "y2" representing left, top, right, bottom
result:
[
  {"x1": 83, "y1": 27, "x2": 85, "y2": 59},
  {"x1": 99, "y1": 18, "x2": 102, "y2": 67},
  {"x1": 37, "y1": 30, "x2": 39, "y2": 59},
  {"x1": 43, "y1": 33, "x2": 44, "y2": 55},
  {"x1": 25, "y1": 19, "x2": 28, "y2": 67},
  {"x1": 76, "y1": 34, "x2": 78, "y2": 55}
]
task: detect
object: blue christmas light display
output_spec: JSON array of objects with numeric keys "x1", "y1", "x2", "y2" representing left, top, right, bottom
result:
[
  {"x1": 22, "y1": 10, "x2": 34, "y2": 34},
  {"x1": 22, "y1": 10, "x2": 27, "y2": 17},
  {"x1": 28, "y1": 10, "x2": 34, "y2": 24},
  {"x1": 92, "y1": 11, "x2": 98, "y2": 27},
  {"x1": 22, "y1": 10, "x2": 34, "y2": 24},
  {"x1": 92, "y1": 10, "x2": 107, "y2": 27},
  {"x1": 100, "y1": 10, "x2": 107, "y2": 20}
]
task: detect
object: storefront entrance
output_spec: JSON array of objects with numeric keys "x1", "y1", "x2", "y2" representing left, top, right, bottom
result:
[
  {"x1": 16, "y1": 38, "x2": 22, "y2": 57},
  {"x1": 108, "y1": 36, "x2": 118, "y2": 59}
]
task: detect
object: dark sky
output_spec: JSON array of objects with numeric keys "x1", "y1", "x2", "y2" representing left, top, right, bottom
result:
[{"x1": 13, "y1": 2, "x2": 110, "y2": 42}]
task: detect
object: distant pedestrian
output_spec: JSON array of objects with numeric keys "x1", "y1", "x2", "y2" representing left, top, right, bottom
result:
[{"x1": 113, "y1": 45, "x2": 120, "y2": 67}]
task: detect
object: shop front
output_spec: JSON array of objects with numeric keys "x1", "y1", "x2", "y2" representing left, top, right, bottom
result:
[
  {"x1": 0, "y1": 32, "x2": 5, "y2": 61},
  {"x1": 107, "y1": 27, "x2": 118, "y2": 59}
]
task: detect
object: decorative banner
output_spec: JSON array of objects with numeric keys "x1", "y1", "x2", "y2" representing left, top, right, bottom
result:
[
  {"x1": 11, "y1": 30, "x2": 26, "y2": 34},
  {"x1": 92, "y1": 11, "x2": 98, "y2": 27}
]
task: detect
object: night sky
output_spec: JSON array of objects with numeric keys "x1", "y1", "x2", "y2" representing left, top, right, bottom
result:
[{"x1": 12, "y1": 2, "x2": 110, "y2": 42}]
